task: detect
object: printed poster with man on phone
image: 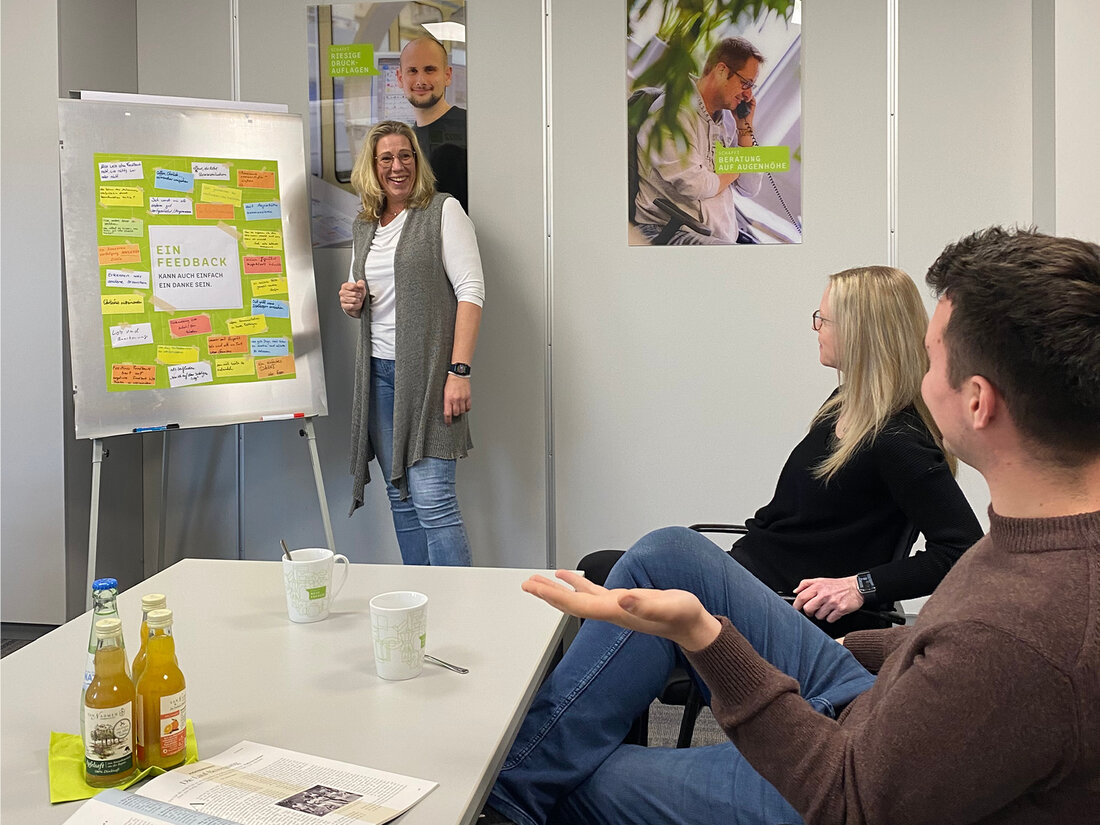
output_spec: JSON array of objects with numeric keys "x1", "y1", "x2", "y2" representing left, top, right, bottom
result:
[{"x1": 627, "y1": 0, "x2": 802, "y2": 246}]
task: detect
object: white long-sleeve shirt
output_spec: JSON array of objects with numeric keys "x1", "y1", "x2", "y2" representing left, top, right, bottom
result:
[{"x1": 348, "y1": 197, "x2": 485, "y2": 359}]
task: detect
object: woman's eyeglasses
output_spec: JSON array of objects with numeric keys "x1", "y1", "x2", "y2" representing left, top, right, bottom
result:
[
  {"x1": 375, "y1": 151, "x2": 416, "y2": 168},
  {"x1": 812, "y1": 310, "x2": 830, "y2": 331}
]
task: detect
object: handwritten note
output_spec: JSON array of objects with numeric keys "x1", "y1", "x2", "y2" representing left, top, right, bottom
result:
[
  {"x1": 168, "y1": 315, "x2": 213, "y2": 338},
  {"x1": 154, "y1": 168, "x2": 195, "y2": 193},
  {"x1": 156, "y1": 345, "x2": 200, "y2": 365},
  {"x1": 242, "y1": 230, "x2": 282, "y2": 250},
  {"x1": 243, "y1": 201, "x2": 281, "y2": 221},
  {"x1": 192, "y1": 162, "x2": 230, "y2": 180},
  {"x1": 200, "y1": 183, "x2": 243, "y2": 207},
  {"x1": 105, "y1": 269, "x2": 150, "y2": 289},
  {"x1": 243, "y1": 255, "x2": 282, "y2": 274},
  {"x1": 250, "y1": 277, "x2": 288, "y2": 297},
  {"x1": 250, "y1": 337, "x2": 289, "y2": 357},
  {"x1": 102, "y1": 217, "x2": 144, "y2": 237},
  {"x1": 101, "y1": 294, "x2": 146, "y2": 314},
  {"x1": 256, "y1": 355, "x2": 296, "y2": 379},
  {"x1": 99, "y1": 186, "x2": 144, "y2": 207},
  {"x1": 251, "y1": 298, "x2": 290, "y2": 318},
  {"x1": 149, "y1": 197, "x2": 193, "y2": 216},
  {"x1": 206, "y1": 334, "x2": 249, "y2": 354},
  {"x1": 238, "y1": 169, "x2": 275, "y2": 189},
  {"x1": 168, "y1": 361, "x2": 214, "y2": 388},
  {"x1": 98, "y1": 244, "x2": 142, "y2": 265},
  {"x1": 109, "y1": 322, "x2": 154, "y2": 348},
  {"x1": 225, "y1": 314, "x2": 268, "y2": 335},
  {"x1": 99, "y1": 160, "x2": 144, "y2": 181},
  {"x1": 111, "y1": 363, "x2": 157, "y2": 385},
  {"x1": 195, "y1": 202, "x2": 235, "y2": 220},
  {"x1": 215, "y1": 356, "x2": 255, "y2": 378}
]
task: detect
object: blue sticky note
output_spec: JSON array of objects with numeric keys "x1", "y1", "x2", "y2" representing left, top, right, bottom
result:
[
  {"x1": 154, "y1": 168, "x2": 195, "y2": 193},
  {"x1": 251, "y1": 298, "x2": 290, "y2": 318},
  {"x1": 244, "y1": 201, "x2": 282, "y2": 221},
  {"x1": 250, "y1": 337, "x2": 290, "y2": 357}
]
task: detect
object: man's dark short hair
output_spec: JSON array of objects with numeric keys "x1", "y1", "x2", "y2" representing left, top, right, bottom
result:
[
  {"x1": 703, "y1": 37, "x2": 765, "y2": 76},
  {"x1": 926, "y1": 226, "x2": 1100, "y2": 465}
]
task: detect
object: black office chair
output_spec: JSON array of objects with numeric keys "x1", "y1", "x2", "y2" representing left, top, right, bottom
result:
[
  {"x1": 576, "y1": 522, "x2": 915, "y2": 748},
  {"x1": 628, "y1": 88, "x2": 711, "y2": 245}
]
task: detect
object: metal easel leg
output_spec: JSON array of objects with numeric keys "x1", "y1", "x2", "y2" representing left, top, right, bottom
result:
[
  {"x1": 300, "y1": 418, "x2": 336, "y2": 552},
  {"x1": 86, "y1": 439, "x2": 106, "y2": 610}
]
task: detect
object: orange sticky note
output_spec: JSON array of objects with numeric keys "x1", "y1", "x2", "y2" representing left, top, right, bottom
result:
[
  {"x1": 207, "y1": 334, "x2": 249, "y2": 354},
  {"x1": 111, "y1": 363, "x2": 157, "y2": 385},
  {"x1": 195, "y1": 202, "x2": 235, "y2": 220},
  {"x1": 98, "y1": 244, "x2": 143, "y2": 265},
  {"x1": 256, "y1": 355, "x2": 296, "y2": 379},
  {"x1": 168, "y1": 315, "x2": 213, "y2": 338},
  {"x1": 243, "y1": 255, "x2": 283, "y2": 274},
  {"x1": 238, "y1": 169, "x2": 275, "y2": 189}
]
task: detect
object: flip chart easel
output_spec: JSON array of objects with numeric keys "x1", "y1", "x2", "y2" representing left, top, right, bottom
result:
[{"x1": 58, "y1": 95, "x2": 334, "y2": 605}]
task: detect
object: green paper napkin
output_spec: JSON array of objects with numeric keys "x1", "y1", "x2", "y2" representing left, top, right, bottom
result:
[{"x1": 48, "y1": 719, "x2": 198, "y2": 803}]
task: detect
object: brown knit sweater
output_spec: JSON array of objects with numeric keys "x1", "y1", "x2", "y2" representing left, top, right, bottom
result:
[{"x1": 686, "y1": 508, "x2": 1100, "y2": 824}]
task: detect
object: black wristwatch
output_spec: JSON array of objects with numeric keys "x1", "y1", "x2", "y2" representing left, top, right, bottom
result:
[
  {"x1": 448, "y1": 362, "x2": 472, "y2": 377},
  {"x1": 855, "y1": 571, "x2": 876, "y2": 598}
]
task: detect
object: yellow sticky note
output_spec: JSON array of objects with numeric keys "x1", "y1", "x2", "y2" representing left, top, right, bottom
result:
[
  {"x1": 156, "y1": 345, "x2": 200, "y2": 365},
  {"x1": 225, "y1": 314, "x2": 268, "y2": 335},
  {"x1": 200, "y1": 183, "x2": 243, "y2": 207},
  {"x1": 215, "y1": 356, "x2": 255, "y2": 377},
  {"x1": 242, "y1": 230, "x2": 282, "y2": 250},
  {"x1": 250, "y1": 277, "x2": 288, "y2": 297},
  {"x1": 99, "y1": 186, "x2": 144, "y2": 207},
  {"x1": 101, "y1": 294, "x2": 146, "y2": 314}
]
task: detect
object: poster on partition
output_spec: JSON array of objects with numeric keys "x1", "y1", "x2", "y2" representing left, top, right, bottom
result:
[
  {"x1": 305, "y1": 2, "x2": 468, "y2": 247},
  {"x1": 93, "y1": 153, "x2": 297, "y2": 392},
  {"x1": 627, "y1": 0, "x2": 803, "y2": 246}
]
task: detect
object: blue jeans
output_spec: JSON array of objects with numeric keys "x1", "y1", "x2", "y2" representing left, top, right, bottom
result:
[
  {"x1": 367, "y1": 358, "x2": 472, "y2": 566},
  {"x1": 489, "y1": 527, "x2": 875, "y2": 825}
]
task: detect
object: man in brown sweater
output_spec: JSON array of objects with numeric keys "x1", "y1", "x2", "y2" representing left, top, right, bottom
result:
[{"x1": 490, "y1": 227, "x2": 1100, "y2": 824}]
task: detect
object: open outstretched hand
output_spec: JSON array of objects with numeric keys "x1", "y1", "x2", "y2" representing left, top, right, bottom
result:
[{"x1": 522, "y1": 570, "x2": 722, "y2": 652}]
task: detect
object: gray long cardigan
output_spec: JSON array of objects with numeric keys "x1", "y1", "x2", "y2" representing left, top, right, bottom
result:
[{"x1": 348, "y1": 193, "x2": 472, "y2": 515}]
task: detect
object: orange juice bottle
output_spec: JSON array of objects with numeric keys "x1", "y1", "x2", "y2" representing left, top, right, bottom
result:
[
  {"x1": 84, "y1": 618, "x2": 137, "y2": 787},
  {"x1": 130, "y1": 593, "x2": 167, "y2": 687},
  {"x1": 135, "y1": 608, "x2": 187, "y2": 770}
]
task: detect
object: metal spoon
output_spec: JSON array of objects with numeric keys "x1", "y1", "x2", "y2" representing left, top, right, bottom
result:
[
  {"x1": 424, "y1": 654, "x2": 469, "y2": 674},
  {"x1": 280, "y1": 539, "x2": 293, "y2": 561}
]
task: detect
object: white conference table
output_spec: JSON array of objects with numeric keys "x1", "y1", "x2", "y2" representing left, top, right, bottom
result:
[{"x1": 1, "y1": 559, "x2": 570, "y2": 825}]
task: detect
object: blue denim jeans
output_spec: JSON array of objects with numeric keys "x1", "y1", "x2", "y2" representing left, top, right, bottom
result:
[
  {"x1": 367, "y1": 358, "x2": 472, "y2": 566},
  {"x1": 489, "y1": 527, "x2": 876, "y2": 825}
]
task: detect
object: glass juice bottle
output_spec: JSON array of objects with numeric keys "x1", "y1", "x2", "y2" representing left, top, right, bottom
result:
[
  {"x1": 81, "y1": 578, "x2": 120, "y2": 740},
  {"x1": 135, "y1": 608, "x2": 187, "y2": 770},
  {"x1": 130, "y1": 593, "x2": 167, "y2": 687},
  {"x1": 83, "y1": 618, "x2": 137, "y2": 788}
]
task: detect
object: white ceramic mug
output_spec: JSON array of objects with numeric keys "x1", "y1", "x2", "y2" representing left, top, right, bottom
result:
[
  {"x1": 369, "y1": 591, "x2": 428, "y2": 680},
  {"x1": 282, "y1": 547, "x2": 349, "y2": 623}
]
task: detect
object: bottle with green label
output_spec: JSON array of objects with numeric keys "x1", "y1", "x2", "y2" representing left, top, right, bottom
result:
[{"x1": 84, "y1": 618, "x2": 137, "y2": 787}]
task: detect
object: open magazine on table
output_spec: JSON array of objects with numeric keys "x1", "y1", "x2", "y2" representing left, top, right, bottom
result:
[{"x1": 62, "y1": 741, "x2": 438, "y2": 825}]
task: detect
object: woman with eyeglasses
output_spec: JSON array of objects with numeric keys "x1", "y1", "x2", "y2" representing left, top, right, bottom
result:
[
  {"x1": 582, "y1": 266, "x2": 982, "y2": 637},
  {"x1": 339, "y1": 120, "x2": 484, "y2": 566}
]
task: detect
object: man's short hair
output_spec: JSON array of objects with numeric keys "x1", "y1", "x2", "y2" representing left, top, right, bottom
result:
[
  {"x1": 926, "y1": 226, "x2": 1100, "y2": 465},
  {"x1": 400, "y1": 35, "x2": 448, "y2": 67},
  {"x1": 703, "y1": 37, "x2": 765, "y2": 76}
]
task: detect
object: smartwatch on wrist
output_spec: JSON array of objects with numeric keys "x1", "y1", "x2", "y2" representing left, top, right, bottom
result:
[
  {"x1": 448, "y1": 362, "x2": 472, "y2": 377},
  {"x1": 855, "y1": 571, "x2": 876, "y2": 599}
]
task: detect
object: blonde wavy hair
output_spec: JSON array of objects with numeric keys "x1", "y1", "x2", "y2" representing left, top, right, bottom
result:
[
  {"x1": 813, "y1": 266, "x2": 956, "y2": 480},
  {"x1": 350, "y1": 120, "x2": 436, "y2": 221}
]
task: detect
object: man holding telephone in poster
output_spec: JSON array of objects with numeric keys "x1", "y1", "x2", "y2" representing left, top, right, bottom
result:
[{"x1": 634, "y1": 37, "x2": 764, "y2": 245}]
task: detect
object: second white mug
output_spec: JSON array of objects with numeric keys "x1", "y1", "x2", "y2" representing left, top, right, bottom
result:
[{"x1": 282, "y1": 547, "x2": 349, "y2": 623}]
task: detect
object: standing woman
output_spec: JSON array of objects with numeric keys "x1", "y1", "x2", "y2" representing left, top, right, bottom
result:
[{"x1": 339, "y1": 120, "x2": 484, "y2": 566}]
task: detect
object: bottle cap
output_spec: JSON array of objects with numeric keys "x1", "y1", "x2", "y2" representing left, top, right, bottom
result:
[
  {"x1": 141, "y1": 593, "x2": 167, "y2": 611},
  {"x1": 95, "y1": 617, "x2": 123, "y2": 637},
  {"x1": 147, "y1": 608, "x2": 174, "y2": 628},
  {"x1": 92, "y1": 578, "x2": 118, "y2": 591}
]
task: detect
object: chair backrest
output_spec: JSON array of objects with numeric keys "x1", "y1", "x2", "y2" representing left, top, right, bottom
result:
[{"x1": 627, "y1": 87, "x2": 661, "y2": 224}]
